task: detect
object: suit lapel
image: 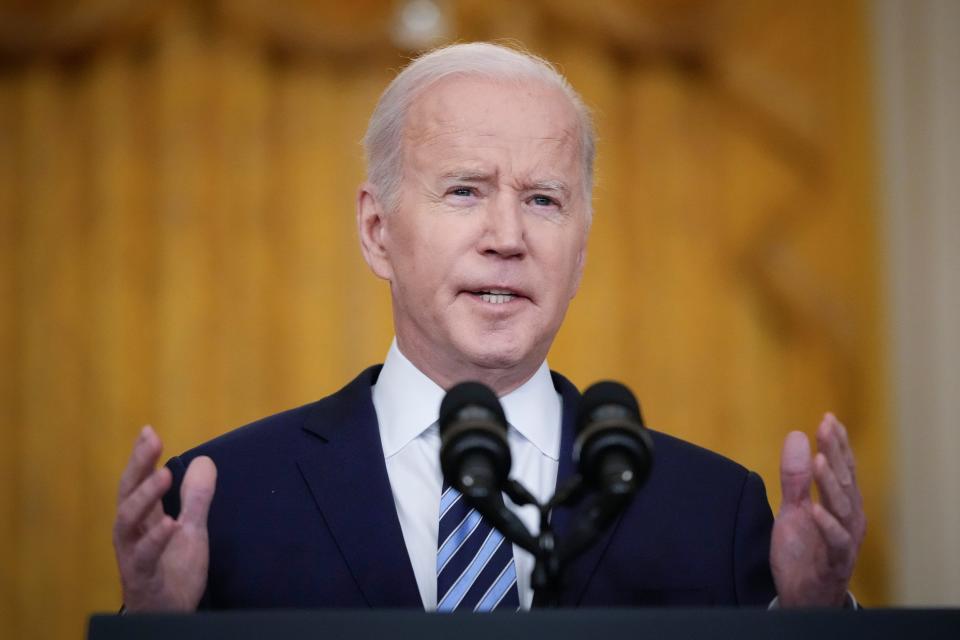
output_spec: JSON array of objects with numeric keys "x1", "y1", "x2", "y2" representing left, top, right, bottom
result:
[
  {"x1": 548, "y1": 371, "x2": 579, "y2": 552},
  {"x1": 292, "y1": 366, "x2": 624, "y2": 609},
  {"x1": 296, "y1": 366, "x2": 422, "y2": 609},
  {"x1": 542, "y1": 372, "x2": 628, "y2": 607}
]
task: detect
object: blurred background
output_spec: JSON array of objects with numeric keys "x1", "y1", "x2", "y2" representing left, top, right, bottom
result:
[{"x1": 0, "y1": 0, "x2": 957, "y2": 637}]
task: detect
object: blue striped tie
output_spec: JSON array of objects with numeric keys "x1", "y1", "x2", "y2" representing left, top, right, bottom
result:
[{"x1": 436, "y1": 483, "x2": 520, "y2": 611}]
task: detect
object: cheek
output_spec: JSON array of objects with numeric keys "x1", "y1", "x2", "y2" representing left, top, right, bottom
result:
[
  {"x1": 542, "y1": 237, "x2": 586, "y2": 295},
  {"x1": 414, "y1": 217, "x2": 480, "y2": 277},
  {"x1": 389, "y1": 227, "x2": 458, "y2": 300}
]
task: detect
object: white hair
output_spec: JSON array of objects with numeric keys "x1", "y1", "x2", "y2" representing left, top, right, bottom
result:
[{"x1": 363, "y1": 42, "x2": 596, "y2": 213}]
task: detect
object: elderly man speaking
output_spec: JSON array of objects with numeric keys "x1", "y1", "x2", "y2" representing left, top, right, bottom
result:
[{"x1": 112, "y1": 43, "x2": 865, "y2": 612}]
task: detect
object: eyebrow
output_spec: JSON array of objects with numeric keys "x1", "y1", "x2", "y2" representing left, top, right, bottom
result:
[
  {"x1": 438, "y1": 169, "x2": 495, "y2": 182},
  {"x1": 527, "y1": 180, "x2": 571, "y2": 197}
]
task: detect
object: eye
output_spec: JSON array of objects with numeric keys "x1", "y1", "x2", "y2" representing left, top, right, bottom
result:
[
  {"x1": 530, "y1": 194, "x2": 559, "y2": 208},
  {"x1": 447, "y1": 186, "x2": 476, "y2": 198}
]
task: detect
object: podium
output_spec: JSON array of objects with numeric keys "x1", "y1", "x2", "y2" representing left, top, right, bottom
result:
[{"x1": 88, "y1": 608, "x2": 960, "y2": 640}]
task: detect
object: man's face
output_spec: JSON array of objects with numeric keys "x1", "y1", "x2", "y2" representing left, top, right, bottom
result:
[{"x1": 359, "y1": 76, "x2": 589, "y2": 390}]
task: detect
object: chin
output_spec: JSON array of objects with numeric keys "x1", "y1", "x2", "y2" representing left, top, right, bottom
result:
[{"x1": 456, "y1": 332, "x2": 533, "y2": 372}]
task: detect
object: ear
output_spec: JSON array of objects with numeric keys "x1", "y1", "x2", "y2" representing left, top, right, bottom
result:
[{"x1": 357, "y1": 183, "x2": 394, "y2": 281}]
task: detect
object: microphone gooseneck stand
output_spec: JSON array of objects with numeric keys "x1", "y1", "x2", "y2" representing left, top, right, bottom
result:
[
  {"x1": 441, "y1": 380, "x2": 653, "y2": 609},
  {"x1": 462, "y1": 471, "x2": 634, "y2": 608}
]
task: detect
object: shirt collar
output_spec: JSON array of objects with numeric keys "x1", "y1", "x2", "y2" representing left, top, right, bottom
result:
[
  {"x1": 372, "y1": 338, "x2": 560, "y2": 461},
  {"x1": 500, "y1": 360, "x2": 560, "y2": 461}
]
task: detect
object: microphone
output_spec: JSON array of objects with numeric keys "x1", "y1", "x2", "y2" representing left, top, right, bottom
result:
[
  {"x1": 438, "y1": 382, "x2": 541, "y2": 554},
  {"x1": 439, "y1": 382, "x2": 511, "y2": 500},
  {"x1": 573, "y1": 381, "x2": 654, "y2": 496}
]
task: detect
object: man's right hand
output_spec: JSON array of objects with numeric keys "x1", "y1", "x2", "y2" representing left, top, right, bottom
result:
[{"x1": 112, "y1": 425, "x2": 217, "y2": 612}]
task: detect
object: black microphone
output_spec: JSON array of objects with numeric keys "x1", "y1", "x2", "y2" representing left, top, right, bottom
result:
[
  {"x1": 438, "y1": 382, "x2": 541, "y2": 555},
  {"x1": 573, "y1": 381, "x2": 654, "y2": 496},
  {"x1": 439, "y1": 382, "x2": 511, "y2": 500}
]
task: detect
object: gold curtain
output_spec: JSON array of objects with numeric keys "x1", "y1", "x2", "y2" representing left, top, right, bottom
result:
[{"x1": 0, "y1": 1, "x2": 888, "y2": 637}]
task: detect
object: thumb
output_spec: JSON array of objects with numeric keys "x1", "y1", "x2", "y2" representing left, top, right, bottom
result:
[
  {"x1": 179, "y1": 456, "x2": 217, "y2": 528},
  {"x1": 780, "y1": 431, "x2": 812, "y2": 507}
]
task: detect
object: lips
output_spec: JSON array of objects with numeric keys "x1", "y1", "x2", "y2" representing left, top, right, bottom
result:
[
  {"x1": 474, "y1": 290, "x2": 517, "y2": 304},
  {"x1": 462, "y1": 285, "x2": 531, "y2": 305}
]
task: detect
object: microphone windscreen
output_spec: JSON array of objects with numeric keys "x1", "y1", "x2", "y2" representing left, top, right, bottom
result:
[
  {"x1": 576, "y1": 381, "x2": 644, "y2": 429},
  {"x1": 439, "y1": 381, "x2": 506, "y2": 431}
]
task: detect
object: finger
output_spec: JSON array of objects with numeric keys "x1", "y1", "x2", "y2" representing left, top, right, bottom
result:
[
  {"x1": 824, "y1": 414, "x2": 865, "y2": 516},
  {"x1": 829, "y1": 413, "x2": 859, "y2": 483},
  {"x1": 179, "y1": 456, "x2": 217, "y2": 529},
  {"x1": 829, "y1": 415, "x2": 867, "y2": 542},
  {"x1": 118, "y1": 425, "x2": 163, "y2": 503},
  {"x1": 115, "y1": 467, "x2": 173, "y2": 544},
  {"x1": 814, "y1": 452, "x2": 853, "y2": 523},
  {"x1": 812, "y1": 502, "x2": 854, "y2": 568},
  {"x1": 131, "y1": 515, "x2": 180, "y2": 575},
  {"x1": 817, "y1": 415, "x2": 852, "y2": 487},
  {"x1": 780, "y1": 431, "x2": 812, "y2": 506}
]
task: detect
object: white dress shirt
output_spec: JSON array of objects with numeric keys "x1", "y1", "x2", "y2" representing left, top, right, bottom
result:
[
  {"x1": 372, "y1": 339, "x2": 561, "y2": 611},
  {"x1": 369, "y1": 340, "x2": 851, "y2": 611}
]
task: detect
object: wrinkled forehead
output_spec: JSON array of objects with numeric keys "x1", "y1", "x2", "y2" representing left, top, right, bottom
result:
[{"x1": 402, "y1": 76, "x2": 584, "y2": 180}]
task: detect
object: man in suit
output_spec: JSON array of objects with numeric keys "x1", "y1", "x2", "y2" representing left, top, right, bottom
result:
[{"x1": 112, "y1": 43, "x2": 866, "y2": 612}]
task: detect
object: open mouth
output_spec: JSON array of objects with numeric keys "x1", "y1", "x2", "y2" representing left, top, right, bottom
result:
[{"x1": 469, "y1": 289, "x2": 521, "y2": 305}]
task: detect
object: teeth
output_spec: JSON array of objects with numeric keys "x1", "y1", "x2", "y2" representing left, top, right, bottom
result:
[{"x1": 479, "y1": 292, "x2": 516, "y2": 304}]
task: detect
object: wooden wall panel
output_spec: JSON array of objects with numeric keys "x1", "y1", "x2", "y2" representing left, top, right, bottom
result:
[
  {"x1": 0, "y1": 61, "x2": 20, "y2": 637},
  {"x1": 0, "y1": 0, "x2": 889, "y2": 636}
]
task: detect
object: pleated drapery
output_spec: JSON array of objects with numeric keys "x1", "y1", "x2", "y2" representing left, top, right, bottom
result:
[{"x1": 0, "y1": 1, "x2": 889, "y2": 637}]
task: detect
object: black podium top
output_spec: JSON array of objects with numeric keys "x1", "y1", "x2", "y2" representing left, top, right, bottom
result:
[{"x1": 88, "y1": 608, "x2": 959, "y2": 640}]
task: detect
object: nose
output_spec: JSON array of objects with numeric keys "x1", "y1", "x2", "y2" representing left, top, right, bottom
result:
[{"x1": 477, "y1": 194, "x2": 526, "y2": 259}]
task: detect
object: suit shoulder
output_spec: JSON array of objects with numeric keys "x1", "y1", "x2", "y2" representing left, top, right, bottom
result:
[
  {"x1": 648, "y1": 429, "x2": 753, "y2": 486},
  {"x1": 174, "y1": 365, "x2": 382, "y2": 465},
  {"x1": 177, "y1": 401, "x2": 317, "y2": 464}
]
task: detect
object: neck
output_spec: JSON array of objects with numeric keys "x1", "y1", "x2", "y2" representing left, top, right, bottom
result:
[{"x1": 394, "y1": 335, "x2": 543, "y2": 396}]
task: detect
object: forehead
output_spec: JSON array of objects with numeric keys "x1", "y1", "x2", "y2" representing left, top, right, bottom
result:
[{"x1": 402, "y1": 76, "x2": 582, "y2": 178}]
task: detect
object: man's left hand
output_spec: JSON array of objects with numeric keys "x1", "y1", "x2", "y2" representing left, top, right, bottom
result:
[{"x1": 771, "y1": 413, "x2": 867, "y2": 607}]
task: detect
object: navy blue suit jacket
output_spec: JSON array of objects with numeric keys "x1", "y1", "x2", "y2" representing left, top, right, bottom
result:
[{"x1": 163, "y1": 366, "x2": 776, "y2": 609}]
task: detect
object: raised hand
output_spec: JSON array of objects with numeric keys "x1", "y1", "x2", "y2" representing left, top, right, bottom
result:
[
  {"x1": 112, "y1": 425, "x2": 217, "y2": 612},
  {"x1": 771, "y1": 414, "x2": 866, "y2": 607}
]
